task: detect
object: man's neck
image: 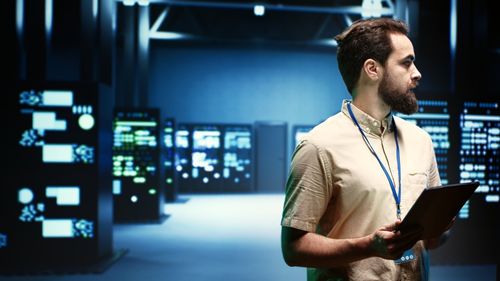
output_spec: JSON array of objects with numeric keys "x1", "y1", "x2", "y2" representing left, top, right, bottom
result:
[{"x1": 352, "y1": 94, "x2": 391, "y2": 121}]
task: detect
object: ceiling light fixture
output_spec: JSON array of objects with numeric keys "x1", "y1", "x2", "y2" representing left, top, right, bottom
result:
[
  {"x1": 254, "y1": 5, "x2": 265, "y2": 16},
  {"x1": 361, "y1": 0, "x2": 383, "y2": 18},
  {"x1": 123, "y1": 0, "x2": 135, "y2": 6}
]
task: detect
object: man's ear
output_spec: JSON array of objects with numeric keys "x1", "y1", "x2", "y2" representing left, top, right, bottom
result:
[{"x1": 363, "y1": 59, "x2": 382, "y2": 81}]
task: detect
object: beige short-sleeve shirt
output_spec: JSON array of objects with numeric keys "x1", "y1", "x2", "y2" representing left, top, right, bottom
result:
[{"x1": 281, "y1": 100, "x2": 441, "y2": 281}]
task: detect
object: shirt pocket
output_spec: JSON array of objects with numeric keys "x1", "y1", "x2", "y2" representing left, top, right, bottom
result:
[
  {"x1": 404, "y1": 171, "x2": 429, "y2": 212},
  {"x1": 407, "y1": 171, "x2": 428, "y2": 187}
]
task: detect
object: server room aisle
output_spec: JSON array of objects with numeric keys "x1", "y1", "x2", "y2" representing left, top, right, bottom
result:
[
  {"x1": 0, "y1": 195, "x2": 304, "y2": 281},
  {"x1": 1, "y1": 195, "x2": 495, "y2": 281},
  {"x1": 109, "y1": 194, "x2": 305, "y2": 281}
]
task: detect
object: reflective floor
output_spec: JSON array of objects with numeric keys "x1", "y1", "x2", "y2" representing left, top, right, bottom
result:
[{"x1": 0, "y1": 194, "x2": 496, "y2": 281}]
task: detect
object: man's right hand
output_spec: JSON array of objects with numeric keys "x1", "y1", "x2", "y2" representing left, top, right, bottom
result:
[{"x1": 370, "y1": 220, "x2": 423, "y2": 260}]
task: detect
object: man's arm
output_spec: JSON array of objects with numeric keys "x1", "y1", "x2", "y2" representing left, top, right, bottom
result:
[{"x1": 281, "y1": 220, "x2": 423, "y2": 268}]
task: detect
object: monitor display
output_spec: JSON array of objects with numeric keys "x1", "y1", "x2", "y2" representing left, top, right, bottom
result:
[
  {"x1": 176, "y1": 124, "x2": 223, "y2": 192},
  {"x1": 223, "y1": 125, "x2": 252, "y2": 189},
  {"x1": 175, "y1": 124, "x2": 253, "y2": 192},
  {"x1": 2, "y1": 82, "x2": 112, "y2": 269},
  {"x1": 192, "y1": 125, "x2": 222, "y2": 186},
  {"x1": 459, "y1": 101, "x2": 499, "y2": 206},
  {"x1": 112, "y1": 108, "x2": 163, "y2": 221}
]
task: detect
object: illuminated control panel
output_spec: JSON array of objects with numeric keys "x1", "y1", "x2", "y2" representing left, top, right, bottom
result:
[
  {"x1": 396, "y1": 100, "x2": 450, "y2": 184},
  {"x1": 192, "y1": 125, "x2": 221, "y2": 186},
  {"x1": 458, "y1": 101, "x2": 499, "y2": 218},
  {"x1": 176, "y1": 124, "x2": 223, "y2": 192},
  {"x1": 163, "y1": 119, "x2": 176, "y2": 201},
  {"x1": 112, "y1": 109, "x2": 163, "y2": 221},
  {"x1": 2, "y1": 82, "x2": 112, "y2": 268},
  {"x1": 175, "y1": 124, "x2": 191, "y2": 189},
  {"x1": 223, "y1": 125, "x2": 252, "y2": 188},
  {"x1": 175, "y1": 124, "x2": 253, "y2": 192}
]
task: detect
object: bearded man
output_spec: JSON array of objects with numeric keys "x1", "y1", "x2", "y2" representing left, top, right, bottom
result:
[{"x1": 281, "y1": 18, "x2": 450, "y2": 281}]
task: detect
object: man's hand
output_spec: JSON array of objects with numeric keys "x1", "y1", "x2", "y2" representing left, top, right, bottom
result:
[{"x1": 370, "y1": 220, "x2": 423, "y2": 260}]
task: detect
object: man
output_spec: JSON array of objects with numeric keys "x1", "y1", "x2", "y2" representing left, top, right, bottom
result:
[{"x1": 281, "y1": 18, "x2": 449, "y2": 281}]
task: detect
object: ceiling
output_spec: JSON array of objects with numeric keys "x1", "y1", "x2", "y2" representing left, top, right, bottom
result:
[{"x1": 144, "y1": 0, "x2": 398, "y2": 44}]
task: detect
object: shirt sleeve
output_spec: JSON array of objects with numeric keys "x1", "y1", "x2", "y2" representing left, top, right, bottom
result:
[{"x1": 281, "y1": 141, "x2": 334, "y2": 232}]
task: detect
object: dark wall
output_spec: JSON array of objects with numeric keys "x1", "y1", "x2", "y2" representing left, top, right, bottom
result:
[
  {"x1": 415, "y1": 0, "x2": 498, "y2": 100},
  {"x1": 456, "y1": 0, "x2": 498, "y2": 99},
  {"x1": 148, "y1": 42, "x2": 350, "y2": 157},
  {"x1": 414, "y1": 0, "x2": 452, "y2": 98}
]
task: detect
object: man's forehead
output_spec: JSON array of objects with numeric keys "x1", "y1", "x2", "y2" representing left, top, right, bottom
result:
[{"x1": 389, "y1": 33, "x2": 415, "y2": 60}]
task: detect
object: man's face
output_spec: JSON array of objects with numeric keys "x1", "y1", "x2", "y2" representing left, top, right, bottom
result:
[{"x1": 378, "y1": 33, "x2": 422, "y2": 115}]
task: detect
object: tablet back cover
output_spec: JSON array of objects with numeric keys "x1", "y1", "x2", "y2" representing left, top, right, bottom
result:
[{"x1": 399, "y1": 182, "x2": 480, "y2": 239}]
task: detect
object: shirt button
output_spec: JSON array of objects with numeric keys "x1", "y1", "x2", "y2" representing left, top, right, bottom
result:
[{"x1": 373, "y1": 121, "x2": 379, "y2": 127}]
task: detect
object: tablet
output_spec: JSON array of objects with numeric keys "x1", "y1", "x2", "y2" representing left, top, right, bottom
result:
[{"x1": 397, "y1": 181, "x2": 480, "y2": 240}]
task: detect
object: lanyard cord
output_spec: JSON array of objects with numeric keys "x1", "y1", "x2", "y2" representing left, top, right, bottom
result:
[{"x1": 347, "y1": 102, "x2": 402, "y2": 219}]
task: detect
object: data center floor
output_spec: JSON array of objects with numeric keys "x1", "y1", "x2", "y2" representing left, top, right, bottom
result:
[{"x1": 1, "y1": 194, "x2": 496, "y2": 281}]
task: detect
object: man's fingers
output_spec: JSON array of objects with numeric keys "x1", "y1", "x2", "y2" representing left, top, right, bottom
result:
[
  {"x1": 398, "y1": 225, "x2": 423, "y2": 239},
  {"x1": 382, "y1": 220, "x2": 402, "y2": 232},
  {"x1": 372, "y1": 221, "x2": 420, "y2": 259},
  {"x1": 389, "y1": 231, "x2": 422, "y2": 257}
]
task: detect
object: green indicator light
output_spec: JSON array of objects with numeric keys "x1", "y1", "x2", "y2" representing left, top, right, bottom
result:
[
  {"x1": 149, "y1": 189, "x2": 156, "y2": 194},
  {"x1": 133, "y1": 177, "x2": 146, "y2": 183},
  {"x1": 166, "y1": 178, "x2": 173, "y2": 184}
]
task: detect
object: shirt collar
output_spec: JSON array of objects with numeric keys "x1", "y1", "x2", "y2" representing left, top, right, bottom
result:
[{"x1": 341, "y1": 99, "x2": 394, "y2": 136}]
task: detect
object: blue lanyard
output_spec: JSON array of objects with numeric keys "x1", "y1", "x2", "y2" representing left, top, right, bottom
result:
[{"x1": 347, "y1": 102, "x2": 402, "y2": 220}]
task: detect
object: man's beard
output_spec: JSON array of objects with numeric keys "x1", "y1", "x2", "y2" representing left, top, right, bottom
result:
[{"x1": 378, "y1": 73, "x2": 419, "y2": 115}]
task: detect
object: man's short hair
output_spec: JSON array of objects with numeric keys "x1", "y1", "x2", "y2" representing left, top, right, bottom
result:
[{"x1": 334, "y1": 18, "x2": 409, "y2": 94}]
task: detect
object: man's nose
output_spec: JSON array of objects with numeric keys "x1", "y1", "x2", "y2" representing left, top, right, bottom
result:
[{"x1": 412, "y1": 66, "x2": 422, "y2": 81}]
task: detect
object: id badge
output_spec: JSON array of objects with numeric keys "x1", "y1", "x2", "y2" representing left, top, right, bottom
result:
[{"x1": 394, "y1": 249, "x2": 416, "y2": 264}]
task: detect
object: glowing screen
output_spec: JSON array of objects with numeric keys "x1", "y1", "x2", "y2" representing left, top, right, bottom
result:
[
  {"x1": 175, "y1": 124, "x2": 191, "y2": 186},
  {"x1": 2, "y1": 83, "x2": 112, "y2": 268},
  {"x1": 163, "y1": 118, "x2": 176, "y2": 201},
  {"x1": 175, "y1": 124, "x2": 253, "y2": 192},
  {"x1": 395, "y1": 100, "x2": 498, "y2": 265},
  {"x1": 112, "y1": 109, "x2": 163, "y2": 221},
  {"x1": 223, "y1": 126, "x2": 252, "y2": 188},
  {"x1": 459, "y1": 102, "x2": 499, "y2": 217}
]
